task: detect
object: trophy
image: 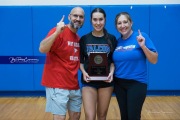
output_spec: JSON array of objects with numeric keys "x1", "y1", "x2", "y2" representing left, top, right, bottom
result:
[{"x1": 87, "y1": 52, "x2": 108, "y2": 80}]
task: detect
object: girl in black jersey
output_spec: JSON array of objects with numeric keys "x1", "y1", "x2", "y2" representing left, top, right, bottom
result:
[{"x1": 80, "y1": 8, "x2": 117, "y2": 120}]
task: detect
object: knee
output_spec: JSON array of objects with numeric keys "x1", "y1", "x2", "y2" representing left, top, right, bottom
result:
[
  {"x1": 97, "y1": 115, "x2": 106, "y2": 120},
  {"x1": 75, "y1": 112, "x2": 81, "y2": 120},
  {"x1": 76, "y1": 112, "x2": 81, "y2": 120},
  {"x1": 69, "y1": 112, "x2": 81, "y2": 120},
  {"x1": 85, "y1": 114, "x2": 96, "y2": 120},
  {"x1": 97, "y1": 112, "x2": 107, "y2": 120}
]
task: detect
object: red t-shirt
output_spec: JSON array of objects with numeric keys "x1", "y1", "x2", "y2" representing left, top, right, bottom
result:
[{"x1": 41, "y1": 27, "x2": 80, "y2": 90}]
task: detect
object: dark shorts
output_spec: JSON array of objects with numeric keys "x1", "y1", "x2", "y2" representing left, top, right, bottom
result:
[{"x1": 81, "y1": 80, "x2": 114, "y2": 89}]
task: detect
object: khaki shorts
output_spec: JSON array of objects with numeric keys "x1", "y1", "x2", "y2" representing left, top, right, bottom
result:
[{"x1": 45, "y1": 87, "x2": 82, "y2": 115}]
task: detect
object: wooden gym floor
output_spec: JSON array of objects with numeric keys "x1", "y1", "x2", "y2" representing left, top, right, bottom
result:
[{"x1": 0, "y1": 96, "x2": 180, "y2": 120}]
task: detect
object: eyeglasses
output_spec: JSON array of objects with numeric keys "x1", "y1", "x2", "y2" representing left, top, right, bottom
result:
[{"x1": 71, "y1": 14, "x2": 84, "y2": 19}]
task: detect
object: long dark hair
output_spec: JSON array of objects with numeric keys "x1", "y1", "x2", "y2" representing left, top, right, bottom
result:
[{"x1": 91, "y1": 8, "x2": 114, "y2": 52}]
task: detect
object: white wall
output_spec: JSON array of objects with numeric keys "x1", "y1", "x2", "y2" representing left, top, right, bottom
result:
[{"x1": 0, "y1": 0, "x2": 180, "y2": 6}]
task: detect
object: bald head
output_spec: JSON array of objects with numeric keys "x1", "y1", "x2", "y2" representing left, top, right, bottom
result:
[{"x1": 70, "y1": 7, "x2": 85, "y2": 16}]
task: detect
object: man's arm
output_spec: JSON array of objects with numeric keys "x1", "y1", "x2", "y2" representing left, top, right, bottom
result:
[{"x1": 39, "y1": 15, "x2": 66, "y2": 53}]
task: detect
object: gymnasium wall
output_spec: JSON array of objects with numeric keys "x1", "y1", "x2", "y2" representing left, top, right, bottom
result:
[{"x1": 0, "y1": 4, "x2": 180, "y2": 95}]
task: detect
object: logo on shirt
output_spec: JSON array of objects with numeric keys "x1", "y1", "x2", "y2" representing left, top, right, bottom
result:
[
  {"x1": 68, "y1": 41, "x2": 79, "y2": 47},
  {"x1": 115, "y1": 45, "x2": 136, "y2": 51},
  {"x1": 74, "y1": 48, "x2": 78, "y2": 53},
  {"x1": 68, "y1": 41, "x2": 79, "y2": 61},
  {"x1": 70, "y1": 56, "x2": 79, "y2": 61},
  {"x1": 86, "y1": 44, "x2": 110, "y2": 56}
]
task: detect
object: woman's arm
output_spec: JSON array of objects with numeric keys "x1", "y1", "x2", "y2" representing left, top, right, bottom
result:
[
  {"x1": 137, "y1": 30, "x2": 158, "y2": 64},
  {"x1": 80, "y1": 63, "x2": 90, "y2": 82},
  {"x1": 106, "y1": 63, "x2": 115, "y2": 82},
  {"x1": 141, "y1": 45, "x2": 158, "y2": 64}
]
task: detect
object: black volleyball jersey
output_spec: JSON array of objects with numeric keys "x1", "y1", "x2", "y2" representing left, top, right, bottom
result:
[{"x1": 80, "y1": 32, "x2": 117, "y2": 74}]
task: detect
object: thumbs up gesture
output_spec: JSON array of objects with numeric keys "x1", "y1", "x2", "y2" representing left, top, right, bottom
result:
[
  {"x1": 136, "y1": 29, "x2": 145, "y2": 47},
  {"x1": 56, "y1": 15, "x2": 66, "y2": 34}
]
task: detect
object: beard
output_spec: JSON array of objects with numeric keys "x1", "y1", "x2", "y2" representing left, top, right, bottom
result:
[{"x1": 69, "y1": 20, "x2": 82, "y2": 30}]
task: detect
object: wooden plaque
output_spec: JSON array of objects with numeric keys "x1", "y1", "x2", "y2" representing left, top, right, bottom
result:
[{"x1": 87, "y1": 52, "x2": 108, "y2": 80}]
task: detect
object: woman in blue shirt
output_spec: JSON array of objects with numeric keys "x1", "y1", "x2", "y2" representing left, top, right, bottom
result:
[{"x1": 112, "y1": 12, "x2": 158, "y2": 120}]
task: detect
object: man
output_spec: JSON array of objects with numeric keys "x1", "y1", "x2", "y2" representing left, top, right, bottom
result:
[{"x1": 39, "y1": 7, "x2": 85, "y2": 120}]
